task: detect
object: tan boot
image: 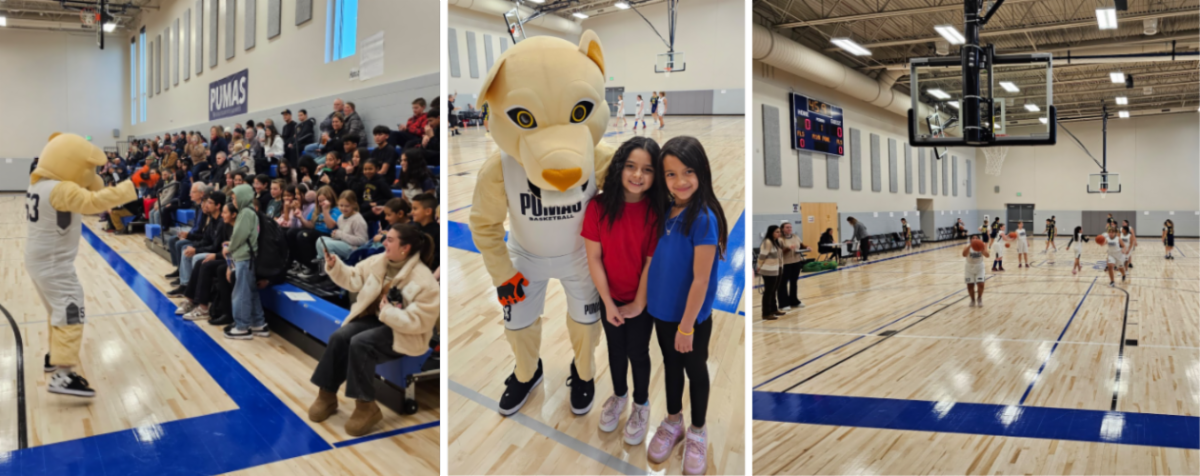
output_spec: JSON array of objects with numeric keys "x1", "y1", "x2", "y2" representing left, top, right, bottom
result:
[
  {"x1": 308, "y1": 388, "x2": 339, "y2": 422},
  {"x1": 345, "y1": 399, "x2": 383, "y2": 437}
]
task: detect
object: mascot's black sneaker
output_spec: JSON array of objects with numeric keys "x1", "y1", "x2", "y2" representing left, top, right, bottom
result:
[
  {"x1": 43, "y1": 354, "x2": 58, "y2": 373},
  {"x1": 566, "y1": 361, "x2": 595, "y2": 415},
  {"x1": 48, "y1": 370, "x2": 95, "y2": 398},
  {"x1": 498, "y1": 359, "x2": 543, "y2": 417}
]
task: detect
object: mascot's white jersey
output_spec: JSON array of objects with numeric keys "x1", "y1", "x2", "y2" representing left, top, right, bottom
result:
[
  {"x1": 501, "y1": 152, "x2": 597, "y2": 258},
  {"x1": 25, "y1": 179, "x2": 82, "y2": 265}
]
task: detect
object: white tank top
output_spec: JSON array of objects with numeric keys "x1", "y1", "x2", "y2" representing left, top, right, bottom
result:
[
  {"x1": 501, "y1": 152, "x2": 596, "y2": 258},
  {"x1": 24, "y1": 179, "x2": 83, "y2": 262},
  {"x1": 965, "y1": 250, "x2": 985, "y2": 267},
  {"x1": 636, "y1": 100, "x2": 643, "y2": 114},
  {"x1": 1120, "y1": 232, "x2": 1131, "y2": 245},
  {"x1": 1107, "y1": 235, "x2": 1122, "y2": 253},
  {"x1": 616, "y1": 100, "x2": 624, "y2": 114},
  {"x1": 1017, "y1": 228, "x2": 1026, "y2": 241}
]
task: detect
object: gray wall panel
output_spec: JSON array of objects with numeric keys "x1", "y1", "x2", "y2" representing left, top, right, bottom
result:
[
  {"x1": 245, "y1": 0, "x2": 256, "y2": 50},
  {"x1": 448, "y1": 28, "x2": 460, "y2": 78},
  {"x1": 918, "y1": 148, "x2": 926, "y2": 193},
  {"x1": 267, "y1": 0, "x2": 281, "y2": 38},
  {"x1": 147, "y1": 38, "x2": 154, "y2": 97},
  {"x1": 942, "y1": 153, "x2": 949, "y2": 196},
  {"x1": 849, "y1": 128, "x2": 862, "y2": 191},
  {"x1": 163, "y1": 28, "x2": 170, "y2": 91},
  {"x1": 904, "y1": 143, "x2": 912, "y2": 194},
  {"x1": 225, "y1": 0, "x2": 237, "y2": 60},
  {"x1": 1142, "y1": 211, "x2": 1200, "y2": 237},
  {"x1": 827, "y1": 155, "x2": 839, "y2": 189},
  {"x1": 195, "y1": 0, "x2": 204, "y2": 74},
  {"x1": 155, "y1": 35, "x2": 162, "y2": 93},
  {"x1": 888, "y1": 138, "x2": 898, "y2": 193},
  {"x1": 798, "y1": 150, "x2": 814, "y2": 188},
  {"x1": 296, "y1": 0, "x2": 312, "y2": 24},
  {"x1": 931, "y1": 153, "x2": 938, "y2": 195},
  {"x1": 952, "y1": 156, "x2": 958, "y2": 196},
  {"x1": 967, "y1": 159, "x2": 972, "y2": 197},
  {"x1": 761, "y1": 104, "x2": 781, "y2": 186},
  {"x1": 484, "y1": 34, "x2": 495, "y2": 71},
  {"x1": 711, "y1": 88, "x2": 744, "y2": 114},
  {"x1": 466, "y1": 31, "x2": 479, "y2": 79},
  {"x1": 184, "y1": 10, "x2": 191, "y2": 79},
  {"x1": 173, "y1": 20, "x2": 180, "y2": 85},
  {"x1": 500, "y1": 37, "x2": 509, "y2": 53},
  {"x1": 869, "y1": 133, "x2": 881, "y2": 192},
  {"x1": 209, "y1": 0, "x2": 218, "y2": 67}
]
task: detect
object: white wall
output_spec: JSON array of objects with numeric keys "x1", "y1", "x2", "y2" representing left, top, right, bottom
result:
[
  {"x1": 580, "y1": 0, "x2": 744, "y2": 92},
  {"x1": 124, "y1": 0, "x2": 440, "y2": 136},
  {"x1": 753, "y1": 64, "x2": 979, "y2": 219},
  {"x1": 447, "y1": 7, "x2": 580, "y2": 110},
  {"x1": 976, "y1": 113, "x2": 1200, "y2": 211},
  {"x1": 0, "y1": 30, "x2": 124, "y2": 158}
]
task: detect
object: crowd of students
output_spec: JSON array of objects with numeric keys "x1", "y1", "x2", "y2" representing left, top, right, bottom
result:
[{"x1": 94, "y1": 96, "x2": 442, "y2": 437}]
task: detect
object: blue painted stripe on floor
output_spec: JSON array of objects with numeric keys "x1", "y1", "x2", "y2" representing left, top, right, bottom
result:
[
  {"x1": 1019, "y1": 277, "x2": 1097, "y2": 404},
  {"x1": 753, "y1": 391, "x2": 1200, "y2": 450},
  {"x1": 446, "y1": 221, "x2": 507, "y2": 254},
  {"x1": 332, "y1": 420, "x2": 440, "y2": 448},
  {"x1": 449, "y1": 204, "x2": 472, "y2": 214},
  {"x1": 753, "y1": 242, "x2": 966, "y2": 288}
]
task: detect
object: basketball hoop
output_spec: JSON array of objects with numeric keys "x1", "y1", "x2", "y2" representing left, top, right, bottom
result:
[
  {"x1": 983, "y1": 146, "x2": 1009, "y2": 176},
  {"x1": 1100, "y1": 186, "x2": 1107, "y2": 199},
  {"x1": 80, "y1": 8, "x2": 97, "y2": 26},
  {"x1": 664, "y1": 66, "x2": 671, "y2": 78}
]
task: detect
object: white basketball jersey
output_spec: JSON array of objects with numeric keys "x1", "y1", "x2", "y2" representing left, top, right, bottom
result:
[
  {"x1": 501, "y1": 152, "x2": 596, "y2": 258},
  {"x1": 965, "y1": 250, "x2": 984, "y2": 266},
  {"x1": 1017, "y1": 228, "x2": 1026, "y2": 241},
  {"x1": 616, "y1": 100, "x2": 624, "y2": 116},
  {"x1": 25, "y1": 179, "x2": 82, "y2": 262},
  {"x1": 1107, "y1": 235, "x2": 1122, "y2": 254}
]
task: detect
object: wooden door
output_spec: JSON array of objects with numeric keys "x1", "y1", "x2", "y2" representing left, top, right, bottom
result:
[{"x1": 801, "y1": 202, "x2": 838, "y2": 248}]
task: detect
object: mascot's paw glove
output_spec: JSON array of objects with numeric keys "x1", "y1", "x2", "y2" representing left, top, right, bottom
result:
[{"x1": 497, "y1": 273, "x2": 529, "y2": 306}]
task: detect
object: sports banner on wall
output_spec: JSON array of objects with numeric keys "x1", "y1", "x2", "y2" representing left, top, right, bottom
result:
[{"x1": 208, "y1": 68, "x2": 249, "y2": 121}]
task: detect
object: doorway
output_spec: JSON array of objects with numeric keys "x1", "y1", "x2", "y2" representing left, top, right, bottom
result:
[
  {"x1": 917, "y1": 199, "x2": 935, "y2": 240},
  {"x1": 1007, "y1": 203, "x2": 1035, "y2": 235},
  {"x1": 800, "y1": 202, "x2": 838, "y2": 249},
  {"x1": 605, "y1": 87, "x2": 625, "y2": 116}
]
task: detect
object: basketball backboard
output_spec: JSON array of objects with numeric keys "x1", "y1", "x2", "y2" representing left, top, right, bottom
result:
[
  {"x1": 1088, "y1": 173, "x2": 1121, "y2": 195},
  {"x1": 655, "y1": 52, "x2": 685, "y2": 73},
  {"x1": 909, "y1": 55, "x2": 1054, "y2": 147}
]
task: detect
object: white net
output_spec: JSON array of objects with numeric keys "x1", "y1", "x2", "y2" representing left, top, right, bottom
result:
[{"x1": 983, "y1": 146, "x2": 1009, "y2": 176}]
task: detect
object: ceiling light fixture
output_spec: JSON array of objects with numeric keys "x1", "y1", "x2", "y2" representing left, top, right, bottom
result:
[
  {"x1": 103, "y1": 22, "x2": 116, "y2": 32},
  {"x1": 1118, "y1": 111, "x2": 1130, "y2": 118},
  {"x1": 0, "y1": 16, "x2": 6, "y2": 27},
  {"x1": 1096, "y1": 7, "x2": 1118, "y2": 30},
  {"x1": 831, "y1": 38, "x2": 872, "y2": 56},
  {"x1": 1110, "y1": 72, "x2": 1125, "y2": 83},
  {"x1": 948, "y1": 101, "x2": 960, "y2": 109},
  {"x1": 934, "y1": 25, "x2": 965, "y2": 45},
  {"x1": 1039, "y1": 117, "x2": 1049, "y2": 124},
  {"x1": 572, "y1": 11, "x2": 588, "y2": 18},
  {"x1": 927, "y1": 89, "x2": 950, "y2": 99},
  {"x1": 999, "y1": 81, "x2": 1019, "y2": 92},
  {"x1": 1024, "y1": 104, "x2": 1040, "y2": 112},
  {"x1": 614, "y1": 1, "x2": 630, "y2": 9},
  {"x1": 1115, "y1": 97, "x2": 1128, "y2": 105}
]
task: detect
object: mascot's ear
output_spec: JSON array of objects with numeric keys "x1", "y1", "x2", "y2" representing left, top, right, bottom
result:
[
  {"x1": 47, "y1": 132, "x2": 62, "y2": 142},
  {"x1": 478, "y1": 54, "x2": 506, "y2": 106},
  {"x1": 577, "y1": 30, "x2": 605, "y2": 77}
]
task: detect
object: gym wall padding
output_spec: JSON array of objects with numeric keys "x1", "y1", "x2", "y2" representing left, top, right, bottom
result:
[
  {"x1": 836, "y1": 210, "x2": 978, "y2": 243},
  {"x1": 751, "y1": 213, "x2": 804, "y2": 244},
  {"x1": 465, "y1": 31, "x2": 479, "y2": 79},
  {"x1": 869, "y1": 133, "x2": 881, "y2": 192},
  {"x1": 904, "y1": 143, "x2": 912, "y2": 194},
  {"x1": 849, "y1": 128, "x2": 862, "y2": 191},
  {"x1": 447, "y1": 28, "x2": 460, "y2": 78},
  {"x1": 0, "y1": 158, "x2": 36, "y2": 192},
  {"x1": 888, "y1": 138, "x2": 898, "y2": 193},
  {"x1": 761, "y1": 104, "x2": 782, "y2": 186},
  {"x1": 617, "y1": 89, "x2": 746, "y2": 115},
  {"x1": 245, "y1": 0, "x2": 256, "y2": 50},
  {"x1": 483, "y1": 34, "x2": 495, "y2": 72},
  {"x1": 267, "y1": 0, "x2": 281, "y2": 39},
  {"x1": 798, "y1": 150, "x2": 814, "y2": 189},
  {"x1": 826, "y1": 155, "x2": 839, "y2": 190},
  {"x1": 225, "y1": 0, "x2": 236, "y2": 60}
]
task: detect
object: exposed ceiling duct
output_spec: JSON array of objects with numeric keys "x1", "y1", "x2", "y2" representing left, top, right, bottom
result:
[{"x1": 449, "y1": 0, "x2": 582, "y2": 36}]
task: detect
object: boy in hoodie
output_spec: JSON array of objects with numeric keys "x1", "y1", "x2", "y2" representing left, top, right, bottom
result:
[
  {"x1": 224, "y1": 184, "x2": 267, "y2": 339},
  {"x1": 353, "y1": 160, "x2": 394, "y2": 224},
  {"x1": 317, "y1": 151, "x2": 348, "y2": 195}
]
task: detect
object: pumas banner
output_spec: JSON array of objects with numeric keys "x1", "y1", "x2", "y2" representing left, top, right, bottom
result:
[{"x1": 208, "y1": 69, "x2": 249, "y2": 121}]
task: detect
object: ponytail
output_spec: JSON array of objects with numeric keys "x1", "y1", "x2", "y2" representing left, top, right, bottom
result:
[{"x1": 392, "y1": 223, "x2": 436, "y2": 269}]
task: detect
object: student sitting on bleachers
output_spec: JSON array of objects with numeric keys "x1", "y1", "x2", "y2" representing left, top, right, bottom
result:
[
  {"x1": 287, "y1": 186, "x2": 341, "y2": 276},
  {"x1": 313, "y1": 190, "x2": 370, "y2": 273},
  {"x1": 275, "y1": 159, "x2": 298, "y2": 188},
  {"x1": 165, "y1": 183, "x2": 212, "y2": 275},
  {"x1": 370, "y1": 125, "x2": 399, "y2": 176},
  {"x1": 171, "y1": 191, "x2": 227, "y2": 307},
  {"x1": 276, "y1": 185, "x2": 299, "y2": 228},
  {"x1": 179, "y1": 200, "x2": 237, "y2": 326},
  {"x1": 410, "y1": 193, "x2": 439, "y2": 276},
  {"x1": 420, "y1": 109, "x2": 440, "y2": 158},
  {"x1": 296, "y1": 156, "x2": 318, "y2": 187},
  {"x1": 252, "y1": 174, "x2": 272, "y2": 212},
  {"x1": 320, "y1": 114, "x2": 347, "y2": 157},
  {"x1": 316, "y1": 151, "x2": 349, "y2": 195},
  {"x1": 394, "y1": 148, "x2": 436, "y2": 200},
  {"x1": 391, "y1": 98, "x2": 429, "y2": 150},
  {"x1": 353, "y1": 160, "x2": 393, "y2": 224},
  {"x1": 265, "y1": 179, "x2": 285, "y2": 219},
  {"x1": 308, "y1": 222, "x2": 440, "y2": 437}
]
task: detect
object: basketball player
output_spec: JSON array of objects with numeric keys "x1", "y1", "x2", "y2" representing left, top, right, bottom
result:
[
  {"x1": 1065, "y1": 226, "x2": 1087, "y2": 275},
  {"x1": 1043, "y1": 216, "x2": 1058, "y2": 252},
  {"x1": 613, "y1": 95, "x2": 627, "y2": 129},
  {"x1": 963, "y1": 239, "x2": 991, "y2": 307},
  {"x1": 979, "y1": 219, "x2": 990, "y2": 245},
  {"x1": 990, "y1": 223, "x2": 1006, "y2": 272},
  {"x1": 1103, "y1": 227, "x2": 1129, "y2": 286},
  {"x1": 1163, "y1": 219, "x2": 1175, "y2": 259},
  {"x1": 1106, "y1": 213, "x2": 1117, "y2": 234},
  {"x1": 1121, "y1": 221, "x2": 1137, "y2": 269},
  {"x1": 900, "y1": 218, "x2": 912, "y2": 251},
  {"x1": 634, "y1": 95, "x2": 646, "y2": 131},
  {"x1": 1014, "y1": 222, "x2": 1030, "y2": 268},
  {"x1": 989, "y1": 217, "x2": 1002, "y2": 241},
  {"x1": 649, "y1": 92, "x2": 659, "y2": 128},
  {"x1": 657, "y1": 92, "x2": 667, "y2": 129}
]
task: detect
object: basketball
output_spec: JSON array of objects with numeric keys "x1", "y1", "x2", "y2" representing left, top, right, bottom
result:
[
  {"x1": 1006, "y1": 243, "x2": 1011, "y2": 248},
  {"x1": 1008, "y1": 232, "x2": 1018, "y2": 240},
  {"x1": 970, "y1": 238, "x2": 985, "y2": 252},
  {"x1": 1095, "y1": 234, "x2": 1107, "y2": 246}
]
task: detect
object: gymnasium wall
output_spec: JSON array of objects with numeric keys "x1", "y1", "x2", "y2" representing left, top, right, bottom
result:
[
  {"x1": 447, "y1": 7, "x2": 580, "y2": 112},
  {"x1": 582, "y1": 0, "x2": 746, "y2": 115},
  {"x1": 976, "y1": 113, "x2": 1200, "y2": 236},
  {"x1": 752, "y1": 64, "x2": 980, "y2": 242},
  {"x1": 123, "y1": 0, "x2": 440, "y2": 138},
  {"x1": 0, "y1": 29, "x2": 124, "y2": 158}
]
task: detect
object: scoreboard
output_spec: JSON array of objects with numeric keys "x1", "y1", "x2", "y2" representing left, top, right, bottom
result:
[{"x1": 789, "y1": 93, "x2": 845, "y2": 156}]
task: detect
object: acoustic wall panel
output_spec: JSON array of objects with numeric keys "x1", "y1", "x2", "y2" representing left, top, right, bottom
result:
[
  {"x1": 296, "y1": 0, "x2": 312, "y2": 25},
  {"x1": 245, "y1": 0, "x2": 256, "y2": 50},
  {"x1": 952, "y1": 156, "x2": 958, "y2": 196},
  {"x1": 827, "y1": 155, "x2": 839, "y2": 189},
  {"x1": 931, "y1": 154, "x2": 938, "y2": 195},
  {"x1": 888, "y1": 138, "x2": 898, "y2": 193},
  {"x1": 904, "y1": 143, "x2": 912, "y2": 194},
  {"x1": 942, "y1": 153, "x2": 949, "y2": 196},
  {"x1": 225, "y1": 0, "x2": 237, "y2": 60},
  {"x1": 918, "y1": 148, "x2": 926, "y2": 193},
  {"x1": 267, "y1": 0, "x2": 281, "y2": 38},
  {"x1": 798, "y1": 150, "x2": 814, "y2": 188},
  {"x1": 209, "y1": 0, "x2": 218, "y2": 67},
  {"x1": 173, "y1": 19, "x2": 180, "y2": 85},
  {"x1": 967, "y1": 159, "x2": 972, "y2": 197},
  {"x1": 163, "y1": 28, "x2": 169, "y2": 91},
  {"x1": 447, "y1": 28, "x2": 460, "y2": 78},
  {"x1": 466, "y1": 31, "x2": 479, "y2": 78},
  {"x1": 195, "y1": 0, "x2": 204, "y2": 74},
  {"x1": 761, "y1": 104, "x2": 782, "y2": 186},
  {"x1": 869, "y1": 133, "x2": 881, "y2": 192},
  {"x1": 849, "y1": 128, "x2": 862, "y2": 191},
  {"x1": 183, "y1": 10, "x2": 191, "y2": 79},
  {"x1": 484, "y1": 34, "x2": 495, "y2": 71},
  {"x1": 155, "y1": 35, "x2": 161, "y2": 93},
  {"x1": 501, "y1": 37, "x2": 509, "y2": 53}
]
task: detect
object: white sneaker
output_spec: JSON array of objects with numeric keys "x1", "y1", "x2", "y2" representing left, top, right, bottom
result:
[
  {"x1": 625, "y1": 401, "x2": 650, "y2": 445},
  {"x1": 183, "y1": 306, "x2": 209, "y2": 321},
  {"x1": 175, "y1": 301, "x2": 195, "y2": 316},
  {"x1": 598, "y1": 395, "x2": 627, "y2": 433},
  {"x1": 796, "y1": 302, "x2": 806, "y2": 308},
  {"x1": 780, "y1": 306, "x2": 792, "y2": 312}
]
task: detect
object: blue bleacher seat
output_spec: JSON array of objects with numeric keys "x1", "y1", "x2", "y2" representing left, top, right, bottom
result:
[
  {"x1": 121, "y1": 215, "x2": 136, "y2": 228},
  {"x1": 270, "y1": 164, "x2": 278, "y2": 178},
  {"x1": 145, "y1": 224, "x2": 161, "y2": 240},
  {"x1": 175, "y1": 208, "x2": 196, "y2": 225},
  {"x1": 392, "y1": 189, "x2": 404, "y2": 198}
]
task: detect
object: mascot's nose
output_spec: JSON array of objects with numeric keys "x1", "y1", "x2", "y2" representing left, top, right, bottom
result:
[{"x1": 542, "y1": 168, "x2": 583, "y2": 192}]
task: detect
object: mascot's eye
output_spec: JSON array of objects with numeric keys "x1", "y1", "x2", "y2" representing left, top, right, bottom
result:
[
  {"x1": 569, "y1": 100, "x2": 595, "y2": 124},
  {"x1": 506, "y1": 107, "x2": 538, "y2": 130}
]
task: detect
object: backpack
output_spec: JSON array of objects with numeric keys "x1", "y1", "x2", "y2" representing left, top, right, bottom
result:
[{"x1": 252, "y1": 210, "x2": 290, "y2": 281}]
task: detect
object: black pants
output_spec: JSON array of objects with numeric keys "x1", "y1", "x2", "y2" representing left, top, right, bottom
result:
[
  {"x1": 653, "y1": 316, "x2": 712, "y2": 428},
  {"x1": 859, "y1": 240, "x2": 871, "y2": 260},
  {"x1": 779, "y1": 262, "x2": 801, "y2": 307},
  {"x1": 186, "y1": 258, "x2": 226, "y2": 306},
  {"x1": 601, "y1": 300, "x2": 654, "y2": 405},
  {"x1": 311, "y1": 314, "x2": 404, "y2": 402},
  {"x1": 761, "y1": 275, "x2": 780, "y2": 317},
  {"x1": 287, "y1": 227, "x2": 327, "y2": 269}
]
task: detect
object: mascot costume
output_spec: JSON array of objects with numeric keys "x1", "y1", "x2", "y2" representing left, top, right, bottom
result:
[
  {"x1": 26, "y1": 133, "x2": 136, "y2": 398},
  {"x1": 470, "y1": 31, "x2": 615, "y2": 416}
]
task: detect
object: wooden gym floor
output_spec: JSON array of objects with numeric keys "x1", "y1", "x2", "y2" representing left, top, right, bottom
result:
[
  {"x1": 0, "y1": 194, "x2": 438, "y2": 475},
  {"x1": 445, "y1": 117, "x2": 748, "y2": 474},
  {"x1": 752, "y1": 235, "x2": 1199, "y2": 474}
]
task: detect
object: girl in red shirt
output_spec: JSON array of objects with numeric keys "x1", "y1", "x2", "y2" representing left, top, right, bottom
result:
[{"x1": 582, "y1": 137, "x2": 665, "y2": 446}]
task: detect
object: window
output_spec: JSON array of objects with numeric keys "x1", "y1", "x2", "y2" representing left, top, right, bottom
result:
[
  {"x1": 325, "y1": 0, "x2": 357, "y2": 63},
  {"x1": 139, "y1": 28, "x2": 147, "y2": 123},
  {"x1": 130, "y1": 40, "x2": 137, "y2": 125}
]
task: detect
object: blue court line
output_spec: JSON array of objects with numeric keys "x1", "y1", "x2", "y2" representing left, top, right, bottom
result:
[
  {"x1": 331, "y1": 420, "x2": 440, "y2": 448},
  {"x1": 753, "y1": 392, "x2": 1200, "y2": 450},
  {"x1": 451, "y1": 157, "x2": 487, "y2": 166},
  {"x1": 449, "y1": 204, "x2": 472, "y2": 214},
  {"x1": 1018, "y1": 277, "x2": 1097, "y2": 404},
  {"x1": 0, "y1": 227, "x2": 434, "y2": 476},
  {"x1": 753, "y1": 242, "x2": 966, "y2": 287},
  {"x1": 753, "y1": 288, "x2": 965, "y2": 390}
]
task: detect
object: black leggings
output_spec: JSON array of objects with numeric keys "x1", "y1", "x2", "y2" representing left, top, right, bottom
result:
[
  {"x1": 761, "y1": 275, "x2": 780, "y2": 317},
  {"x1": 601, "y1": 300, "x2": 654, "y2": 405},
  {"x1": 186, "y1": 258, "x2": 227, "y2": 306},
  {"x1": 287, "y1": 227, "x2": 327, "y2": 269},
  {"x1": 778, "y1": 262, "x2": 801, "y2": 307},
  {"x1": 653, "y1": 316, "x2": 712, "y2": 428}
]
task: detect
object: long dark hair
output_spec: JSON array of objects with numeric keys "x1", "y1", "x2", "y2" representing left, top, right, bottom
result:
[
  {"x1": 763, "y1": 225, "x2": 781, "y2": 251},
  {"x1": 401, "y1": 148, "x2": 433, "y2": 190},
  {"x1": 597, "y1": 137, "x2": 664, "y2": 231},
  {"x1": 658, "y1": 136, "x2": 728, "y2": 259},
  {"x1": 392, "y1": 222, "x2": 436, "y2": 268}
]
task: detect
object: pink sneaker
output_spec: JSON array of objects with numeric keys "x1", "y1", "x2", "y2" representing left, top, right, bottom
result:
[
  {"x1": 598, "y1": 395, "x2": 627, "y2": 433},
  {"x1": 648, "y1": 417, "x2": 684, "y2": 464},
  {"x1": 624, "y1": 401, "x2": 650, "y2": 445},
  {"x1": 683, "y1": 426, "x2": 708, "y2": 475}
]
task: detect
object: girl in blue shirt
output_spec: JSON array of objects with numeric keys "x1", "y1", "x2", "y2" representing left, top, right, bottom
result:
[{"x1": 644, "y1": 136, "x2": 728, "y2": 475}]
